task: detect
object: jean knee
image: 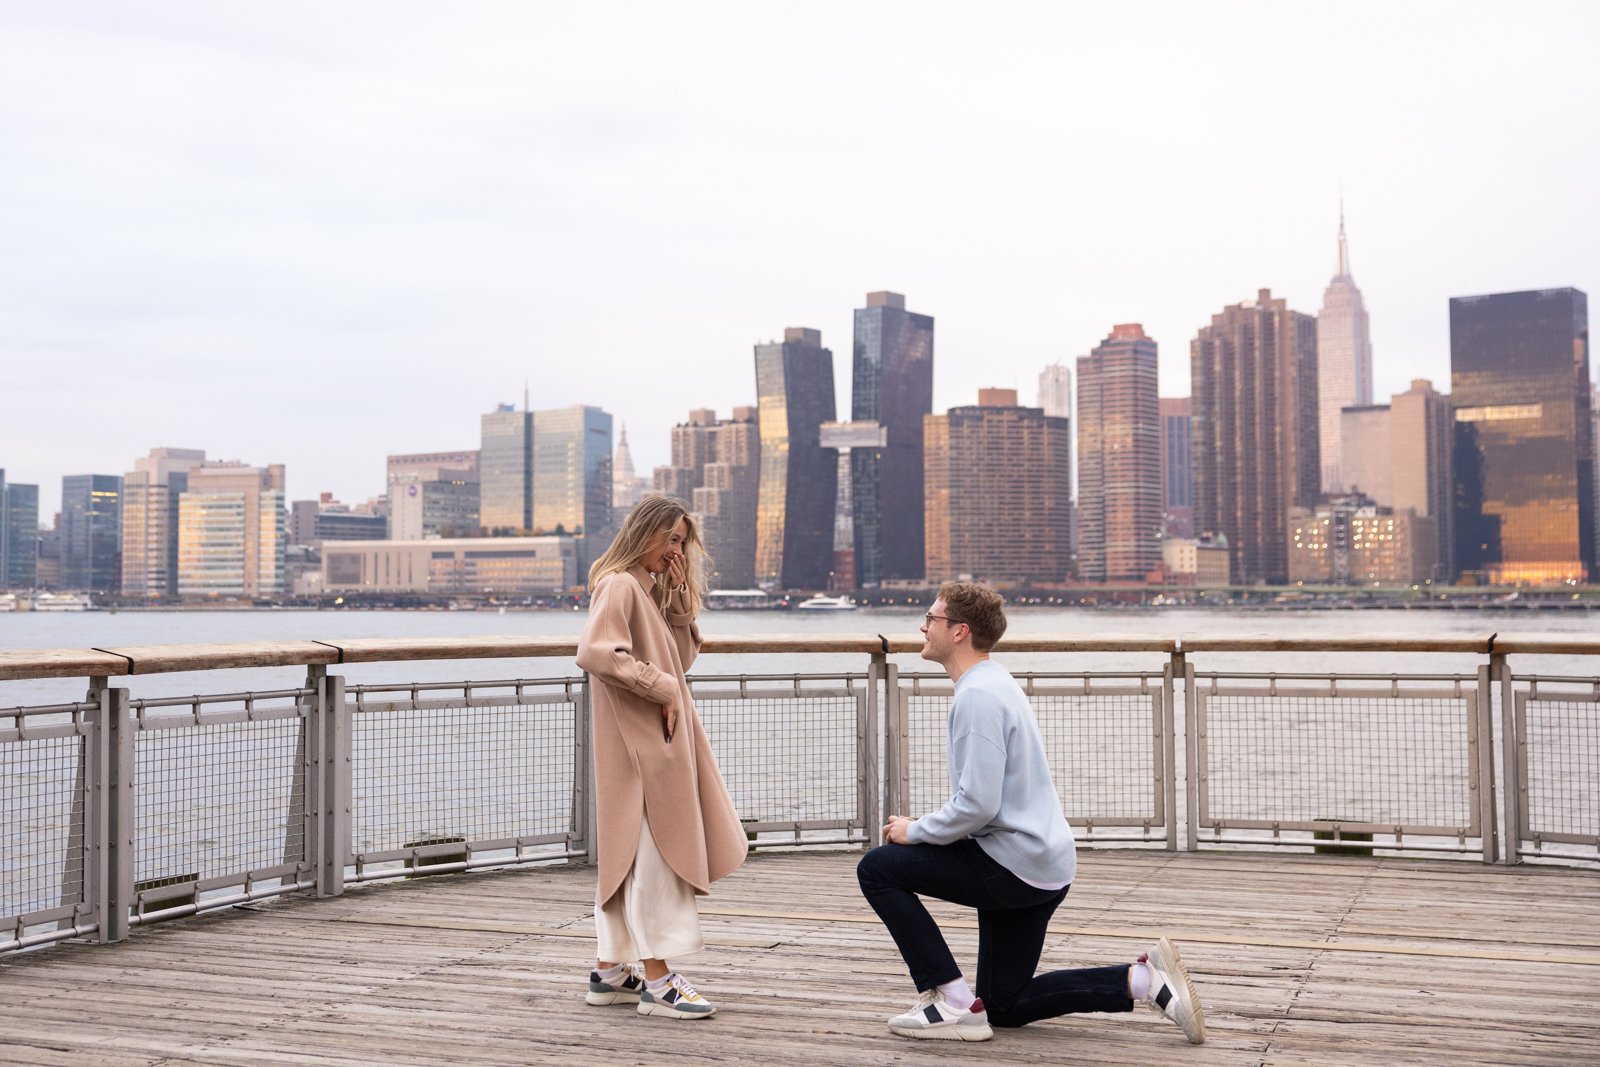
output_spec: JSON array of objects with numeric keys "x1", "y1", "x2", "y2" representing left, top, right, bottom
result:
[{"x1": 856, "y1": 843, "x2": 898, "y2": 890}]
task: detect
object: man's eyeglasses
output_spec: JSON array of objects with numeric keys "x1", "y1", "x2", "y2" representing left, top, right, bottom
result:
[{"x1": 923, "y1": 613, "x2": 966, "y2": 627}]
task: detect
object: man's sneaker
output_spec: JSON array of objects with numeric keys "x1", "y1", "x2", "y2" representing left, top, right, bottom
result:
[
  {"x1": 585, "y1": 964, "x2": 644, "y2": 1006},
  {"x1": 886, "y1": 989, "x2": 994, "y2": 1041},
  {"x1": 1145, "y1": 936, "x2": 1205, "y2": 1044},
  {"x1": 637, "y1": 972, "x2": 716, "y2": 1019}
]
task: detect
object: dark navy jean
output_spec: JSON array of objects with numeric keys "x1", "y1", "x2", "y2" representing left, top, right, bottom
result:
[{"x1": 857, "y1": 839, "x2": 1134, "y2": 1027}]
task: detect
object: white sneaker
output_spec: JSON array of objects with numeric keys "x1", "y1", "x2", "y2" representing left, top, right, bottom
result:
[
  {"x1": 1146, "y1": 937, "x2": 1205, "y2": 1044},
  {"x1": 637, "y1": 972, "x2": 716, "y2": 1019},
  {"x1": 887, "y1": 989, "x2": 994, "y2": 1041}
]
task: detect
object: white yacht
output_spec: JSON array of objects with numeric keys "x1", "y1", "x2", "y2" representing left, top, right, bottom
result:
[
  {"x1": 32, "y1": 592, "x2": 93, "y2": 612},
  {"x1": 794, "y1": 594, "x2": 855, "y2": 611}
]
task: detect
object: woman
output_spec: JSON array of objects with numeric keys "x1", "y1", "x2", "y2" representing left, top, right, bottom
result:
[{"x1": 575, "y1": 495, "x2": 747, "y2": 1019}]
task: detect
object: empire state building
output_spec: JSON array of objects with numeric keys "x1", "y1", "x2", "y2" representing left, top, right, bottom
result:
[{"x1": 1317, "y1": 209, "x2": 1374, "y2": 493}]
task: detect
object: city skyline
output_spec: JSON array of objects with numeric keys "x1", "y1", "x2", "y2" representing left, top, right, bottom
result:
[{"x1": 3, "y1": 3, "x2": 1597, "y2": 517}]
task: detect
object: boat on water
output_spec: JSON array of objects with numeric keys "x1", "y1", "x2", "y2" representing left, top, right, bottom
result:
[
  {"x1": 794, "y1": 594, "x2": 856, "y2": 611},
  {"x1": 0, "y1": 593, "x2": 17, "y2": 612},
  {"x1": 30, "y1": 593, "x2": 94, "y2": 612},
  {"x1": 704, "y1": 589, "x2": 784, "y2": 610}
]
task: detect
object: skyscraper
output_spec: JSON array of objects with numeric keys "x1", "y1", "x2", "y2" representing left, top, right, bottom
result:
[
  {"x1": 1158, "y1": 398, "x2": 1194, "y2": 537},
  {"x1": 657, "y1": 408, "x2": 761, "y2": 588},
  {"x1": 924, "y1": 389, "x2": 1072, "y2": 585},
  {"x1": 177, "y1": 462, "x2": 287, "y2": 598},
  {"x1": 0, "y1": 471, "x2": 40, "y2": 591},
  {"x1": 1390, "y1": 379, "x2": 1454, "y2": 581},
  {"x1": 1037, "y1": 362, "x2": 1072, "y2": 418},
  {"x1": 61, "y1": 474, "x2": 122, "y2": 593},
  {"x1": 1316, "y1": 208, "x2": 1373, "y2": 493},
  {"x1": 851, "y1": 291, "x2": 934, "y2": 585},
  {"x1": 611, "y1": 423, "x2": 649, "y2": 522},
  {"x1": 755, "y1": 327, "x2": 837, "y2": 590},
  {"x1": 532, "y1": 405, "x2": 612, "y2": 542},
  {"x1": 1076, "y1": 324, "x2": 1162, "y2": 583},
  {"x1": 387, "y1": 450, "x2": 480, "y2": 541},
  {"x1": 1339, "y1": 405, "x2": 1393, "y2": 504},
  {"x1": 1192, "y1": 289, "x2": 1320, "y2": 584},
  {"x1": 1452, "y1": 288, "x2": 1594, "y2": 584},
  {"x1": 120, "y1": 447, "x2": 206, "y2": 599},
  {"x1": 480, "y1": 403, "x2": 532, "y2": 534}
]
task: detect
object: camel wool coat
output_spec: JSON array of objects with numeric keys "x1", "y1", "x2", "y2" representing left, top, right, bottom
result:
[{"x1": 576, "y1": 570, "x2": 747, "y2": 907}]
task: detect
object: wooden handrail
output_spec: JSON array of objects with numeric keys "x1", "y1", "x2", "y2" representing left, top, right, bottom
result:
[{"x1": 3, "y1": 630, "x2": 1599, "y2": 682}]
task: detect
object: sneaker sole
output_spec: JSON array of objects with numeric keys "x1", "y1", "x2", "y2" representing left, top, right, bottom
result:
[
  {"x1": 888, "y1": 1022, "x2": 993, "y2": 1041},
  {"x1": 585, "y1": 990, "x2": 642, "y2": 1006},
  {"x1": 1151, "y1": 936, "x2": 1205, "y2": 1044},
  {"x1": 638, "y1": 1001, "x2": 716, "y2": 1020}
]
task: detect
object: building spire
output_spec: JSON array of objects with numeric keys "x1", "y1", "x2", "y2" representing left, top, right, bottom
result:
[{"x1": 1337, "y1": 197, "x2": 1350, "y2": 277}]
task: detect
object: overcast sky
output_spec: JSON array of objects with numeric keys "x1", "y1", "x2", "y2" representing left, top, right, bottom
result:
[{"x1": 3, "y1": 1, "x2": 1596, "y2": 518}]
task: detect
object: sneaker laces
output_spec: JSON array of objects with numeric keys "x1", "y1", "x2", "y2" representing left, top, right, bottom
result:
[
  {"x1": 905, "y1": 988, "x2": 940, "y2": 1013},
  {"x1": 669, "y1": 973, "x2": 703, "y2": 1000}
]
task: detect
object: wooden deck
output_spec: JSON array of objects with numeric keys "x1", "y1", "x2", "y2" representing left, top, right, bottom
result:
[{"x1": 3, "y1": 849, "x2": 1597, "y2": 1066}]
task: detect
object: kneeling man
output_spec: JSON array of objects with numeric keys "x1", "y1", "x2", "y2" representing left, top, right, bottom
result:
[{"x1": 857, "y1": 581, "x2": 1206, "y2": 1044}]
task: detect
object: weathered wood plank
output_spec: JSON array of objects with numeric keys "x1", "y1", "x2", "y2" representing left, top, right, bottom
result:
[{"x1": 0, "y1": 646, "x2": 129, "y2": 681}]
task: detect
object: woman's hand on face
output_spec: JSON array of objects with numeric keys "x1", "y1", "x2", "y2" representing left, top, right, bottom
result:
[
  {"x1": 661, "y1": 700, "x2": 678, "y2": 742},
  {"x1": 665, "y1": 552, "x2": 687, "y2": 591}
]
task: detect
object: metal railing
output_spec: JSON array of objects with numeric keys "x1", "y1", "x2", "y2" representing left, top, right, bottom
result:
[{"x1": 2, "y1": 632, "x2": 1597, "y2": 956}]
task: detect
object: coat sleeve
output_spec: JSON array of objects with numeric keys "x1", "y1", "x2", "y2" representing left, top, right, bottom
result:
[
  {"x1": 664, "y1": 586, "x2": 703, "y2": 672},
  {"x1": 576, "y1": 576, "x2": 679, "y2": 706}
]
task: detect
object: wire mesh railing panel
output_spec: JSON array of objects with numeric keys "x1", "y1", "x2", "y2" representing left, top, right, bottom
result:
[
  {"x1": 132, "y1": 697, "x2": 310, "y2": 896},
  {"x1": 1031, "y1": 686, "x2": 1161, "y2": 828},
  {"x1": 349, "y1": 681, "x2": 578, "y2": 864},
  {"x1": 1197, "y1": 677, "x2": 1477, "y2": 841},
  {"x1": 899, "y1": 673, "x2": 1166, "y2": 837},
  {"x1": 1518, "y1": 688, "x2": 1600, "y2": 851},
  {"x1": 0, "y1": 706, "x2": 90, "y2": 928},
  {"x1": 693, "y1": 675, "x2": 866, "y2": 839}
]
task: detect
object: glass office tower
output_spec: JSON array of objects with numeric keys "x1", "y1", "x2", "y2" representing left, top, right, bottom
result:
[
  {"x1": 851, "y1": 292, "x2": 933, "y2": 585},
  {"x1": 480, "y1": 404, "x2": 533, "y2": 534},
  {"x1": 755, "y1": 328, "x2": 837, "y2": 590},
  {"x1": 61, "y1": 474, "x2": 123, "y2": 593},
  {"x1": 1451, "y1": 288, "x2": 1593, "y2": 584}
]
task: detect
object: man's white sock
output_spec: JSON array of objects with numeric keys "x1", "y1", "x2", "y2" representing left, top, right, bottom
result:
[
  {"x1": 937, "y1": 977, "x2": 976, "y2": 1011},
  {"x1": 1129, "y1": 962, "x2": 1152, "y2": 1001}
]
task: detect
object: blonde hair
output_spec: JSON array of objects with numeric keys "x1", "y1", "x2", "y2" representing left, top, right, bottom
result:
[{"x1": 588, "y1": 496, "x2": 708, "y2": 617}]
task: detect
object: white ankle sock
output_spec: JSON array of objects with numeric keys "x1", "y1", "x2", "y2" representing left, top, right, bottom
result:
[
  {"x1": 596, "y1": 963, "x2": 627, "y2": 982},
  {"x1": 1129, "y1": 962, "x2": 1152, "y2": 1001},
  {"x1": 646, "y1": 973, "x2": 673, "y2": 992},
  {"x1": 937, "y1": 977, "x2": 975, "y2": 1010}
]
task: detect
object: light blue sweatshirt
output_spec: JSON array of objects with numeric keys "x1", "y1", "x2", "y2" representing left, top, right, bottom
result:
[{"x1": 905, "y1": 659, "x2": 1077, "y2": 888}]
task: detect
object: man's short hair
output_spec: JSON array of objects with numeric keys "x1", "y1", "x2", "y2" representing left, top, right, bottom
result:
[{"x1": 938, "y1": 581, "x2": 1007, "y2": 651}]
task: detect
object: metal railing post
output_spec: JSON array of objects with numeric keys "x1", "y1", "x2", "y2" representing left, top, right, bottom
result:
[
  {"x1": 319, "y1": 674, "x2": 350, "y2": 896},
  {"x1": 1163, "y1": 653, "x2": 1181, "y2": 851},
  {"x1": 1493, "y1": 652, "x2": 1519, "y2": 865},
  {"x1": 290, "y1": 665, "x2": 323, "y2": 881},
  {"x1": 882, "y1": 660, "x2": 906, "y2": 826},
  {"x1": 576, "y1": 675, "x2": 597, "y2": 866},
  {"x1": 1183, "y1": 658, "x2": 1199, "y2": 853},
  {"x1": 69, "y1": 679, "x2": 107, "y2": 935},
  {"x1": 100, "y1": 687, "x2": 133, "y2": 943},
  {"x1": 863, "y1": 651, "x2": 884, "y2": 846},
  {"x1": 1471, "y1": 663, "x2": 1497, "y2": 863}
]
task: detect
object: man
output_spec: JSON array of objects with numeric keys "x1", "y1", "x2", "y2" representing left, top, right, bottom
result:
[{"x1": 857, "y1": 581, "x2": 1206, "y2": 1044}]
